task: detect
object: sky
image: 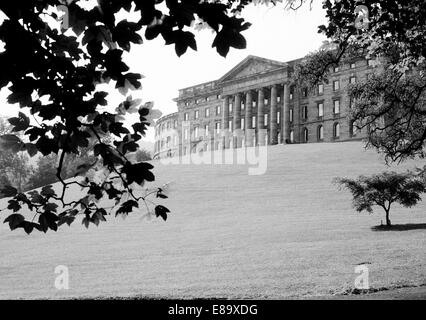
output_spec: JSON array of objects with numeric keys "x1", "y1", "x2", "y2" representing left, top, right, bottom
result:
[{"x1": 0, "y1": 1, "x2": 328, "y2": 144}]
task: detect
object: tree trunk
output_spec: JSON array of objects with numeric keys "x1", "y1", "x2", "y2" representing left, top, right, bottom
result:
[{"x1": 385, "y1": 209, "x2": 391, "y2": 226}]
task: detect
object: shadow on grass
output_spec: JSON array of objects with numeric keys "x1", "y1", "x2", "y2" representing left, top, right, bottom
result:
[{"x1": 371, "y1": 223, "x2": 426, "y2": 232}]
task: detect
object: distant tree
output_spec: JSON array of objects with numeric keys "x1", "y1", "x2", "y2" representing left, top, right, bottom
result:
[
  {"x1": 135, "y1": 149, "x2": 152, "y2": 162},
  {"x1": 335, "y1": 172, "x2": 426, "y2": 226},
  {"x1": 0, "y1": 117, "x2": 33, "y2": 194},
  {"x1": 26, "y1": 155, "x2": 58, "y2": 191}
]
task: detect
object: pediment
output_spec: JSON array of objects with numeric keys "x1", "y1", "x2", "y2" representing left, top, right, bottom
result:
[{"x1": 219, "y1": 56, "x2": 287, "y2": 83}]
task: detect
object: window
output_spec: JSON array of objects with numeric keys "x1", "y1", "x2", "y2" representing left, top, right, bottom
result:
[
  {"x1": 185, "y1": 101, "x2": 190, "y2": 107},
  {"x1": 215, "y1": 122, "x2": 221, "y2": 134},
  {"x1": 174, "y1": 120, "x2": 178, "y2": 128},
  {"x1": 349, "y1": 76, "x2": 356, "y2": 84},
  {"x1": 277, "y1": 111, "x2": 281, "y2": 124},
  {"x1": 367, "y1": 59, "x2": 375, "y2": 67},
  {"x1": 173, "y1": 136, "x2": 178, "y2": 146},
  {"x1": 290, "y1": 88, "x2": 294, "y2": 100},
  {"x1": 184, "y1": 128, "x2": 188, "y2": 140},
  {"x1": 264, "y1": 114, "x2": 269, "y2": 127},
  {"x1": 318, "y1": 83, "x2": 324, "y2": 95},
  {"x1": 264, "y1": 98, "x2": 269, "y2": 105},
  {"x1": 350, "y1": 120, "x2": 357, "y2": 137},
  {"x1": 289, "y1": 109, "x2": 294, "y2": 123},
  {"x1": 317, "y1": 125, "x2": 324, "y2": 141},
  {"x1": 333, "y1": 123, "x2": 340, "y2": 138},
  {"x1": 228, "y1": 120, "x2": 232, "y2": 132},
  {"x1": 290, "y1": 130, "x2": 294, "y2": 143},
  {"x1": 277, "y1": 96, "x2": 281, "y2": 103},
  {"x1": 194, "y1": 127, "x2": 199, "y2": 138},
  {"x1": 229, "y1": 103, "x2": 233, "y2": 113},
  {"x1": 318, "y1": 102, "x2": 324, "y2": 117},
  {"x1": 303, "y1": 88, "x2": 308, "y2": 97},
  {"x1": 241, "y1": 118, "x2": 245, "y2": 129},
  {"x1": 333, "y1": 100, "x2": 340, "y2": 114},
  {"x1": 204, "y1": 124, "x2": 209, "y2": 135},
  {"x1": 241, "y1": 101, "x2": 245, "y2": 111},
  {"x1": 333, "y1": 80, "x2": 340, "y2": 91},
  {"x1": 252, "y1": 116, "x2": 256, "y2": 128},
  {"x1": 205, "y1": 108, "x2": 210, "y2": 117},
  {"x1": 252, "y1": 100, "x2": 256, "y2": 108},
  {"x1": 350, "y1": 62, "x2": 356, "y2": 69},
  {"x1": 184, "y1": 113, "x2": 189, "y2": 121},
  {"x1": 216, "y1": 105, "x2": 221, "y2": 115},
  {"x1": 194, "y1": 110, "x2": 199, "y2": 119},
  {"x1": 333, "y1": 65, "x2": 340, "y2": 73},
  {"x1": 302, "y1": 105, "x2": 308, "y2": 120},
  {"x1": 303, "y1": 128, "x2": 308, "y2": 142},
  {"x1": 205, "y1": 97, "x2": 209, "y2": 102}
]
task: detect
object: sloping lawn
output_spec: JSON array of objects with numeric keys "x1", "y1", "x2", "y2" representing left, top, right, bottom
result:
[{"x1": 0, "y1": 141, "x2": 425, "y2": 299}]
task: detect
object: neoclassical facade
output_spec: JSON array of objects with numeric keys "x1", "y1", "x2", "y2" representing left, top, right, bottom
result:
[{"x1": 154, "y1": 55, "x2": 373, "y2": 159}]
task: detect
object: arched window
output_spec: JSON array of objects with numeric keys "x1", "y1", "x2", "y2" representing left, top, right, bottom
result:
[
  {"x1": 333, "y1": 123, "x2": 340, "y2": 138},
  {"x1": 290, "y1": 130, "x2": 294, "y2": 143},
  {"x1": 317, "y1": 125, "x2": 324, "y2": 141},
  {"x1": 303, "y1": 128, "x2": 309, "y2": 142}
]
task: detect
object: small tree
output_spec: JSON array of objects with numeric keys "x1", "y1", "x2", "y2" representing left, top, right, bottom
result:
[
  {"x1": 135, "y1": 149, "x2": 152, "y2": 162},
  {"x1": 335, "y1": 171, "x2": 426, "y2": 226}
]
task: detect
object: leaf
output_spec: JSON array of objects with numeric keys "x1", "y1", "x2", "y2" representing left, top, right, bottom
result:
[
  {"x1": 41, "y1": 185, "x2": 56, "y2": 198},
  {"x1": 7, "y1": 200, "x2": 21, "y2": 212},
  {"x1": 116, "y1": 200, "x2": 139, "y2": 216},
  {"x1": 121, "y1": 162, "x2": 155, "y2": 186},
  {"x1": 154, "y1": 205, "x2": 170, "y2": 221},
  {"x1": 0, "y1": 185, "x2": 18, "y2": 198},
  {"x1": 0, "y1": 134, "x2": 24, "y2": 153},
  {"x1": 8, "y1": 112, "x2": 30, "y2": 132},
  {"x1": 4, "y1": 214, "x2": 25, "y2": 230}
]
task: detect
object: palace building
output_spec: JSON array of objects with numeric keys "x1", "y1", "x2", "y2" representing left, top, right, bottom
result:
[{"x1": 153, "y1": 55, "x2": 374, "y2": 159}]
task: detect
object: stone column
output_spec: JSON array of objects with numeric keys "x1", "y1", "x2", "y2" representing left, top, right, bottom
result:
[
  {"x1": 233, "y1": 93, "x2": 242, "y2": 148},
  {"x1": 282, "y1": 83, "x2": 290, "y2": 144},
  {"x1": 270, "y1": 84, "x2": 278, "y2": 145},
  {"x1": 221, "y1": 96, "x2": 230, "y2": 149},
  {"x1": 257, "y1": 88, "x2": 265, "y2": 145},
  {"x1": 245, "y1": 91, "x2": 253, "y2": 147}
]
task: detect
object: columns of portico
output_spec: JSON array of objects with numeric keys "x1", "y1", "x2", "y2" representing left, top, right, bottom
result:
[
  {"x1": 282, "y1": 83, "x2": 290, "y2": 144},
  {"x1": 270, "y1": 85, "x2": 278, "y2": 145},
  {"x1": 221, "y1": 95, "x2": 230, "y2": 149}
]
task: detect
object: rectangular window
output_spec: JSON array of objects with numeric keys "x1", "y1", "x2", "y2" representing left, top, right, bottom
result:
[
  {"x1": 241, "y1": 101, "x2": 245, "y2": 111},
  {"x1": 333, "y1": 65, "x2": 340, "y2": 73},
  {"x1": 184, "y1": 113, "x2": 189, "y2": 121},
  {"x1": 194, "y1": 110, "x2": 199, "y2": 119},
  {"x1": 194, "y1": 127, "x2": 199, "y2": 138},
  {"x1": 252, "y1": 101, "x2": 256, "y2": 108},
  {"x1": 173, "y1": 136, "x2": 178, "y2": 146},
  {"x1": 350, "y1": 62, "x2": 356, "y2": 69},
  {"x1": 252, "y1": 116, "x2": 256, "y2": 128},
  {"x1": 229, "y1": 103, "x2": 233, "y2": 113},
  {"x1": 303, "y1": 88, "x2": 308, "y2": 97},
  {"x1": 228, "y1": 120, "x2": 232, "y2": 132},
  {"x1": 174, "y1": 120, "x2": 178, "y2": 128},
  {"x1": 277, "y1": 96, "x2": 281, "y2": 103},
  {"x1": 264, "y1": 114, "x2": 269, "y2": 127},
  {"x1": 204, "y1": 124, "x2": 209, "y2": 135},
  {"x1": 184, "y1": 128, "x2": 188, "y2": 140},
  {"x1": 277, "y1": 111, "x2": 281, "y2": 124},
  {"x1": 215, "y1": 122, "x2": 220, "y2": 134},
  {"x1": 303, "y1": 106, "x2": 308, "y2": 120},
  {"x1": 289, "y1": 109, "x2": 294, "y2": 123},
  {"x1": 264, "y1": 98, "x2": 269, "y2": 105},
  {"x1": 318, "y1": 103, "x2": 324, "y2": 117},
  {"x1": 334, "y1": 100, "x2": 340, "y2": 114},
  {"x1": 205, "y1": 108, "x2": 210, "y2": 117},
  {"x1": 318, "y1": 84, "x2": 324, "y2": 95},
  {"x1": 333, "y1": 80, "x2": 340, "y2": 91},
  {"x1": 216, "y1": 105, "x2": 221, "y2": 115},
  {"x1": 350, "y1": 76, "x2": 356, "y2": 84},
  {"x1": 241, "y1": 118, "x2": 245, "y2": 130}
]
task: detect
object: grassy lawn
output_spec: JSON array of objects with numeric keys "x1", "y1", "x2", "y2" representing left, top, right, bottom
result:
[{"x1": 0, "y1": 141, "x2": 425, "y2": 299}]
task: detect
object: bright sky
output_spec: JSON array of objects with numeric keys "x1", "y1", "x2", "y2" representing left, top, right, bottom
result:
[{"x1": 0, "y1": 2, "x2": 327, "y2": 143}]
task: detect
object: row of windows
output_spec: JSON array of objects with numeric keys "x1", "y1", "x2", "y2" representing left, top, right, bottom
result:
[
  {"x1": 184, "y1": 94, "x2": 221, "y2": 107},
  {"x1": 156, "y1": 119, "x2": 178, "y2": 136},
  {"x1": 301, "y1": 99, "x2": 341, "y2": 120}
]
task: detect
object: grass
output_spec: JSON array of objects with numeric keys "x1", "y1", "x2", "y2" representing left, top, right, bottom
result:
[{"x1": 0, "y1": 141, "x2": 425, "y2": 299}]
